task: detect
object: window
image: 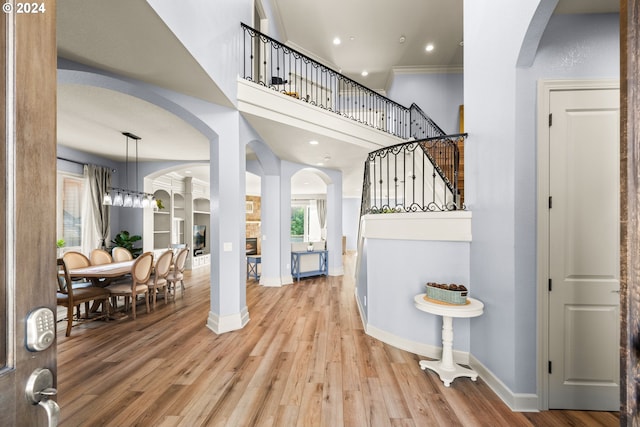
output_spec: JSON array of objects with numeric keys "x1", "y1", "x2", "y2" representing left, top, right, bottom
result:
[
  {"x1": 290, "y1": 205, "x2": 305, "y2": 242},
  {"x1": 290, "y1": 200, "x2": 321, "y2": 242},
  {"x1": 57, "y1": 172, "x2": 84, "y2": 249}
]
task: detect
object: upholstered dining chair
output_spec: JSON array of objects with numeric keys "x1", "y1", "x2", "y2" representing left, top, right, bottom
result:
[
  {"x1": 148, "y1": 249, "x2": 173, "y2": 310},
  {"x1": 56, "y1": 258, "x2": 111, "y2": 336},
  {"x1": 167, "y1": 247, "x2": 189, "y2": 299},
  {"x1": 62, "y1": 250, "x2": 91, "y2": 269},
  {"x1": 105, "y1": 252, "x2": 153, "y2": 319},
  {"x1": 62, "y1": 250, "x2": 95, "y2": 316},
  {"x1": 90, "y1": 248, "x2": 113, "y2": 265},
  {"x1": 112, "y1": 246, "x2": 134, "y2": 262}
]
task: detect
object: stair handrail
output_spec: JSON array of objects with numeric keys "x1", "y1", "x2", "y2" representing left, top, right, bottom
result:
[
  {"x1": 410, "y1": 103, "x2": 446, "y2": 139},
  {"x1": 242, "y1": 23, "x2": 426, "y2": 139},
  {"x1": 359, "y1": 133, "x2": 467, "y2": 217}
]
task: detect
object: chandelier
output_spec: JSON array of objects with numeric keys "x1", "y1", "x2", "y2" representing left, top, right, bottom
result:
[{"x1": 103, "y1": 131, "x2": 156, "y2": 209}]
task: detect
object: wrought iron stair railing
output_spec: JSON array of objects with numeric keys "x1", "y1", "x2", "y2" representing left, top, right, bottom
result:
[
  {"x1": 242, "y1": 23, "x2": 448, "y2": 141},
  {"x1": 240, "y1": 23, "x2": 465, "y2": 213},
  {"x1": 360, "y1": 134, "x2": 467, "y2": 216}
]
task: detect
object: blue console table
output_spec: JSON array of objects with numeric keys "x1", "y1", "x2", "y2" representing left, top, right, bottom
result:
[
  {"x1": 291, "y1": 250, "x2": 328, "y2": 281},
  {"x1": 246, "y1": 255, "x2": 261, "y2": 280}
]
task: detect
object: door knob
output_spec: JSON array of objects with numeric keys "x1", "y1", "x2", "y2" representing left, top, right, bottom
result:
[{"x1": 25, "y1": 368, "x2": 60, "y2": 427}]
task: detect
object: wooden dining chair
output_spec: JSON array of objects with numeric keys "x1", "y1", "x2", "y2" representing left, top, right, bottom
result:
[
  {"x1": 56, "y1": 258, "x2": 111, "y2": 336},
  {"x1": 106, "y1": 252, "x2": 153, "y2": 319},
  {"x1": 167, "y1": 247, "x2": 189, "y2": 299},
  {"x1": 148, "y1": 249, "x2": 174, "y2": 309},
  {"x1": 62, "y1": 250, "x2": 95, "y2": 317},
  {"x1": 62, "y1": 251, "x2": 91, "y2": 269},
  {"x1": 112, "y1": 246, "x2": 134, "y2": 262},
  {"x1": 90, "y1": 248, "x2": 113, "y2": 265}
]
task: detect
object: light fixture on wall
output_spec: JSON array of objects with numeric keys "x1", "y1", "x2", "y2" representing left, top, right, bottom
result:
[{"x1": 103, "y1": 131, "x2": 155, "y2": 209}]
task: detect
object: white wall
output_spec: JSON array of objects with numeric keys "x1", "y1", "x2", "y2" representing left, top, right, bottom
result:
[
  {"x1": 146, "y1": 0, "x2": 253, "y2": 105},
  {"x1": 342, "y1": 197, "x2": 361, "y2": 251}
]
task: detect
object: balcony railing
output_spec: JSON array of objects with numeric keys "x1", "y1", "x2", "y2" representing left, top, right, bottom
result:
[
  {"x1": 240, "y1": 24, "x2": 465, "y2": 215},
  {"x1": 360, "y1": 134, "x2": 467, "y2": 216},
  {"x1": 241, "y1": 23, "x2": 446, "y2": 141}
]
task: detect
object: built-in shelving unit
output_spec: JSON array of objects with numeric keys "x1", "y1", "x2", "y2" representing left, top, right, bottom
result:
[
  {"x1": 153, "y1": 189, "x2": 171, "y2": 249},
  {"x1": 192, "y1": 197, "x2": 210, "y2": 268},
  {"x1": 173, "y1": 193, "x2": 185, "y2": 245},
  {"x1": 148, "y1": 174, "x2": 211, "y2": 269}
]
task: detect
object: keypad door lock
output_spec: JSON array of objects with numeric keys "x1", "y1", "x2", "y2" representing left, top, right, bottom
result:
[{"x1": 26, "y1": 307, "x2": 55, "y2": 352}]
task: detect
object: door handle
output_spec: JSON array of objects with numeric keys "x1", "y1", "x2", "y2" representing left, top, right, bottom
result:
[{"x1": 25, "y1": 368, "x2": 60, "y2": 427}]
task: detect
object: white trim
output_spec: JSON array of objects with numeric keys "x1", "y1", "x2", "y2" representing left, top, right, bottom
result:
[
  {"x1": 329, "y1": 266, "x2": 344, "y2": 276},
  {"x1": 391, "y1": 65, "x2": 463, "y2": 75},
  {"x1": 361, "y1": 211, "x2": 472, "y2": 242},
  {"x1": 536, "y1": 78, "x2": 619, "y2": 410},
  {"x1": 281, "y1": 274, "x2": 294, "y2": 285},
  {"x1": 355, "y1": 287, "x2": 367, "y2": 327},
  {"x1": 366, "y1": 324, "x2": 469, "y2": 365},
  {"x1": 469, "y1": 354, "x2": 539, "y2": 412},
  {"x1": 259, "y1": 276, "x2": 286, "y2": 287},
  {"x1": 206, "y1": 306, "x2": 250, "y2": 334}
]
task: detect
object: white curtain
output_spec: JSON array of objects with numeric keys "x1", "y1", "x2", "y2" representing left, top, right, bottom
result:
[
  {"x1": 316, "y1": 199, "x2": 327, "y2": 240},
  {"x1": 81, "y1": 165, "x2": 111, "y2": 254}
]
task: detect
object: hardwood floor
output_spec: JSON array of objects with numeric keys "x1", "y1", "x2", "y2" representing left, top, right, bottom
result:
[{"x1": 56, "y1": 255, "x2": 619, "y2": 426}]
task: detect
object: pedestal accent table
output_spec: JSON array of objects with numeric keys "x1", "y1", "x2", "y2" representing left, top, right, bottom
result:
[{"x1": 413, "y1": 294, "x2": 484, "y2": 387}]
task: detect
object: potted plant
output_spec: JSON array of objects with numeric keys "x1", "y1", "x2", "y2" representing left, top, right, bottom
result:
[
  {"x1": 56, "y1": 238, "x2": 65, "y2": 258},
  {"x1": 110, "y1": 230, "x2": 142, "y2": 258}
]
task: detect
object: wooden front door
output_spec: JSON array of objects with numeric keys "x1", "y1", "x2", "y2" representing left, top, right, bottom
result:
[{"x1": 0, "y1": 1, "x2": 58, "y2": 425}]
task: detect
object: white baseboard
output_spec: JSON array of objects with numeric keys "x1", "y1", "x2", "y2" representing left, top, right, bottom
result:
[
  {"x1": 329, "y1": 266, "x2": 344, "y2": 276},
  {"x1": 355, "y1": 287, "x2": 367, "y2": 327},
  {"x1": 259, "y1": 276, "x2": 285, "y2": 287},
  {"x1": 206, "y1": 306, "x2": 250, "y2": 334},
  {"x1": 365, "y1": 324, "x2": 470, "y2": 365},
  {"x1": 281, "y1": 274, "x2": 293, "y2": 285},
  {"x1": 362, "y1": 321, "x2": 540, "y2": 412},
  {"x1": 469, "y1": 354, "x2": 539, "y2": 412}
]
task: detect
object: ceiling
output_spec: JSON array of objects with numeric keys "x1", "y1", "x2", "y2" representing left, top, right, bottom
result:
[{"x1": 56, "y1": 0, "x2": 620, "y2": 197}]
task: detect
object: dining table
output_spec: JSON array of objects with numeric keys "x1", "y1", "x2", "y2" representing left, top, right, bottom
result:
[
  {"x1": 68, "y1": 260, "x2": 135, "y2": 317},
  {"x1": 68, "y1": 260, "x2": 135, "y2": 287}
]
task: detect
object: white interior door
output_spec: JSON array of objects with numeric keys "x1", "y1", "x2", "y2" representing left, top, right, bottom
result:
[{"x1": 548, "y1": 87, "x2": 620, "y2": 410}]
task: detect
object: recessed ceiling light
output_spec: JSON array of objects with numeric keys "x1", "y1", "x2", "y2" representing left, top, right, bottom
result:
[
  {"x1": 333, "y1": 37, "x2": 341, "y2": 45},
  {"x1": 399, "y1": 35, "x2": 406, "y2": 44},
  {"x1": 316, "y1": 162, "x2": 324, "y2": 166},
  {"x1": 309, "y1": 140, "x2": 319, "y2": 145},
  {"x1": 349, "y1": 36, "x2": 356, "y2": 41},
  {"x1": 361, "y1": 70, "x2": 369, "y2": 77},
  {"x1": 425, "y1": 43, "x2": 435, "y2": 52}
]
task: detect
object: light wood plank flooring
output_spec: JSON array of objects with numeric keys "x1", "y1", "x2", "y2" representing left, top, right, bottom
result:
[{"x1": 56, "y1": 255, "x2": 619, "y2": 426}]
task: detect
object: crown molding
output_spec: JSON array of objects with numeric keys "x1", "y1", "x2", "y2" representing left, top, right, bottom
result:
[{"x1": 391, "y1": 65, "x2": 464, "y2": 75}]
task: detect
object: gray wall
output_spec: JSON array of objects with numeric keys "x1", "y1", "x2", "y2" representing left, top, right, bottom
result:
[
  {"x1": 387, "y1": 72, "x2": 463, "y2": 135},
  {"x1": 512, "y1": 12, "x2": 619, "y2": 392},
  {"x1": 465, "y1": 3, "x2": 619, "y2": 395}
]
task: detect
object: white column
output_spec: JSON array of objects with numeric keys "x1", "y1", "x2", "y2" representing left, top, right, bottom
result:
[
  {"x1": 280, "y1": 167, "x2": 294, "y2": 284},
  {"x1": 259, "y1": 175, "x2": 284, "y2": 286},
  {"x1": 207, "y1": 114, "x2": 249, "y2": 334},
  {"x1": 326, "y1": 179, "x2": 344, "y2": 276}
]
